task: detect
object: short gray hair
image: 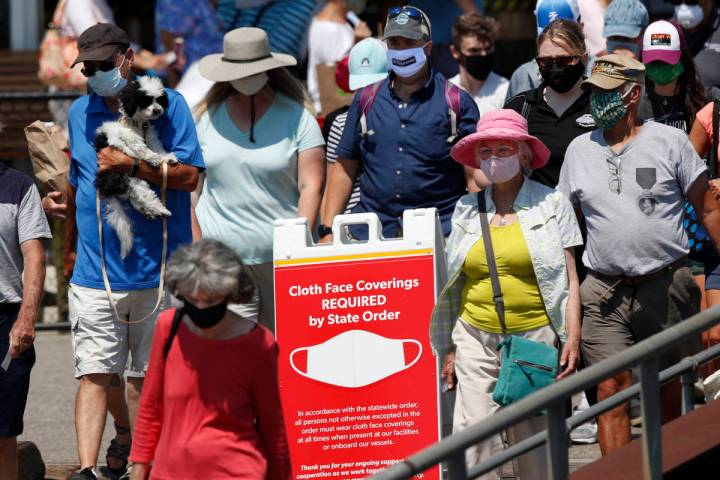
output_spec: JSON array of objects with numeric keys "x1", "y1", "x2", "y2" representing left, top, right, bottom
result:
[{"x1": 165, "y1": 240, "x2": 254, "y2": 303}]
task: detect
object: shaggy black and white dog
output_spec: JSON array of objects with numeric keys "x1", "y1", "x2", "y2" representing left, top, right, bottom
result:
[{"x1": 94, "y1": 76, "x2": 177, "y2": 258}]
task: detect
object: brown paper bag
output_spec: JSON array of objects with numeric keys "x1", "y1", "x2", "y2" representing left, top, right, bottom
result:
[
  {"x1": 317, "y1": 63, "x2": 353, "y2": 115},
  {"x1": 24, "y1": 120, "x2": 70, "y2": 197}
]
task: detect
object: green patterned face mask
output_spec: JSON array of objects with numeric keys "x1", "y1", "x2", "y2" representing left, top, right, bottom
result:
[
  {"x1": 645, "y1": 61, "x2": 685, "y2": 85},
  {"x1": 590, "y1": 88, "x2": 632, "y2": 129}
]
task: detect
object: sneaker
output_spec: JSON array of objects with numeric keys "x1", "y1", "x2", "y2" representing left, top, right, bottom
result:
[
  {"x1": 67, "y1": 467, "x2": 98, "y2": 479},
  {"x1": 118, "y1": 462, "x2": 133, "y2": 480},
  {"x1": 570, "y1": 422, "x2": 598, "y2": 444}
]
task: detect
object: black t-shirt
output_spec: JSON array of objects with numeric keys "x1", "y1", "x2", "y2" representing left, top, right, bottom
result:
[
  {"x1": 638, "y1": 89, "x2": 689, "y2": 133},
  {"x1": 504, "y1": 85, "x2": 595, "y2": 188}
]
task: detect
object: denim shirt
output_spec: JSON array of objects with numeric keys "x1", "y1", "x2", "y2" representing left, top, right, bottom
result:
[{"x1": 429, "y1": 178, "x2": 583, "y2": 353}]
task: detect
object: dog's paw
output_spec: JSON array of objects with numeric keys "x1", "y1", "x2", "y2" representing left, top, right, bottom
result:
[
  {"x1": 144, "y1": 155, "x2": 162, "y2": 168},
  {"x1": 162, "y1": 153, "x2": 178, "y2": 164},
  {"x1": 139, "y1": 204, "x2": 172, "y2": 219}
]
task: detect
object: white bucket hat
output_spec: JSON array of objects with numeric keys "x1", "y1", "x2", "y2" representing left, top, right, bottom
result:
[{"x1": 199, "y1": 27, "x2": 297, "y2": 82}]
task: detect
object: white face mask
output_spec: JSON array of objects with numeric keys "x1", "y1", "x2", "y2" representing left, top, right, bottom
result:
[
  {"x1": 231, "y1": 72, "x2": 268, "y2": 96},
  {"x1": 289, "y1": 329, "x2": 422, "y2": 388},
  {"x1": 480, "y1": 155, "x2": 522, "y2": 184},
  {"x1": 675, "y1": 3, "x2": 704, "y2": 29},
  {"x1": 386, "y1": 44, "x2": 427, "y2": 78}
]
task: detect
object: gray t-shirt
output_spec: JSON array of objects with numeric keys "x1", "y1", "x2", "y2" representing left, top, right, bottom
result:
[
  {"x1": 0, "y1": 165, "x2": 52, "y2": 303},
  {"x1": 558, "y1": 122, "x2": 706, "y2": 276}
]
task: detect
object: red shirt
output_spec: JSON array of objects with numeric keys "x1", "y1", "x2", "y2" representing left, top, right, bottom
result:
[{"x1": 130, "y1": 309, "x2": 290, "y2": 479}]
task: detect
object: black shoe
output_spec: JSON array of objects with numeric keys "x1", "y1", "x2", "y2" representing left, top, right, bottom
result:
[{"x1": 67, "y1": 467, "x2": 98, "y2": 479}]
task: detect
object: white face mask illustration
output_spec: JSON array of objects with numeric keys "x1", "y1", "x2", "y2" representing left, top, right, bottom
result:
[{"x1": 289, "y1": 330, "x2": 422, "y2": 388}]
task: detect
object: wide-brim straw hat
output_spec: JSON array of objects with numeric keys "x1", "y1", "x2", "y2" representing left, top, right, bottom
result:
[
  {"x1": 199, "y1": 27, "x2": 297, "y2": 82},
  {"x1": 451, "y1": 109, "x2": 550, "y2": 170}
]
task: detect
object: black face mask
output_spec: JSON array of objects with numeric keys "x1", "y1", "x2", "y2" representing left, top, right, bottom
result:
[
  {"x1": 539, "y1": 62, "x2": 584, "y2": 93},
  {"x1": 183, "y1": 300, "x2": 228, "y2": 329},
  {"x1": 461, "y1": 52, "x2": 494, "y2": 81}
]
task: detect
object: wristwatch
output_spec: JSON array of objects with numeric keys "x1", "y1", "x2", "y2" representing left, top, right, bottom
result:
[{"x1": 318, "y1": 224, "x2": 333, "y2": 237}]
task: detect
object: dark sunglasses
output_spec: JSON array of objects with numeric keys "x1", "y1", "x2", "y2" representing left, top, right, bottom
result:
[
  {"x1": 80, "y1": 59, "x2": 117, "y2": 77},
  {"x1": 535, "y1": 55, "x2": 581, "y2": 70},
  {"x1": 387, "y1": 6, "x2": 424, "y2": 21},
  {"x1": 666, "y1": 0, "x2": 699, "y2": 5}
]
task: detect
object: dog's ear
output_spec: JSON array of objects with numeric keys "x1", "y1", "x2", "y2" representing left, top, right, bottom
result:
[
  {"x1": 157, "y1": 92, "x2": 169, "y2": 111},
  {"x1": 119, "y1": 81, "x2": 140, "y2": 117}
]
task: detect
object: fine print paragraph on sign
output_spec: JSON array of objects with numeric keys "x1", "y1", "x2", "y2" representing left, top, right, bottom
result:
[
  {"x1": 275, "y1": 255, "x2": 441, "y2": 480},
  {"x1": 295, "y1": 402, "x2": 424, "y2": 479}
]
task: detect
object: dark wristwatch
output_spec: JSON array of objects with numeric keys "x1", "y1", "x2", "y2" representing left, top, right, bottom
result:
[
  {"x1": 318, "y1": 224, "x2": 333, "y2": 237},
  {"x1": 129, "y1": 157, "x2": 140, "y2": 177}
]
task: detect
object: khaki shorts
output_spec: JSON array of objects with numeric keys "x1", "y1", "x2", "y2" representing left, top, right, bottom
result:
[
  {"x1": 580, "y1": 262, "x2": 702, "y2": 370},
  {"x1": 226, "y1": 262, "x2": 275, "y2": 333},
  {"x1": 69, "y1": 284, "x2": 175, "y2": 378}
]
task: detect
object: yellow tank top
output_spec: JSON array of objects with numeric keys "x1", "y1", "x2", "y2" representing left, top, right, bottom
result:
[{"x1": 460, "y1": 221, "x2": 550, "y2": 333}]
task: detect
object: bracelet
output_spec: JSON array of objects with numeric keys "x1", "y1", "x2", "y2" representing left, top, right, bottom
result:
[{"x1": 129, "y1": 157, "x2": 140, "y2": 177}]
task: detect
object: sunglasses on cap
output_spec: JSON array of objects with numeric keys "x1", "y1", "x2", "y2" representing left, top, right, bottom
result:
[
  {"x1": 535, "y1": 55, "x2": 581, "y2": 70},
  {"x1": 387, "y1": 6, "x2": 424, "y2": 21},
  {"x1": 80, "y1": 58, "x2": 119, "y2": 77},
  {"x1": 665, "y1": 0, "x2": 699, "y2": 5}
]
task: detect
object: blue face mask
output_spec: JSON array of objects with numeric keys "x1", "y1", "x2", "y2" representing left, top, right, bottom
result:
[
  {"x1": 605, "y1": 39, "x2": 639, "y2": 57},
  {"x1": 87, "y1": 57, "x2": 128, "y2": 97}
]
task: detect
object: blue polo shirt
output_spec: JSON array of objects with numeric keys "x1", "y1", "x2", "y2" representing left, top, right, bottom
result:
[
  {"x1": 68, "y1": 89, "x2": 204, "y2": 291},
  {"x1": 335, "y1": 70, "x2": 479, "y2": 238}
]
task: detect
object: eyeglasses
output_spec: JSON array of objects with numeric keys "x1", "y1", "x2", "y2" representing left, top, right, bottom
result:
[
  {"x1": 607, "y1": 158, "x2": 622, "y2": 194},
  {"x1": 666, "y1": 0, "x2": 699, "y2": 5},
  {"x1": 387, "y1": 6, "x2": 424, "y2": 21},
  {"x1": 80, "y1": 59, "x2": 118, "y2": 77},
  {"x1": 476, "y1": 144, "x2": 518, "y2": 160},
  {"x1": 535, "y1": 55, "x2": 581, "y2": 70}
]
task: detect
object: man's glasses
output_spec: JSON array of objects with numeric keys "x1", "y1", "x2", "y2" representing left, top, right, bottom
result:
[
  {"x1": 80, "y1": 59, "x2": 117, "y2": 78},
  {"x1": 535, "y1": 55, "x2": 581, "y2": 70},
  {"x1": 607, "y1": 159, "x2": 622, "y2": 194},
  {"x1": 666, "y1": 0, "x2": 699, "y2": 5},
  {"x1": 476, "y1": 144, "x2": 518, "y2": 160},
  {"x1": 387, "y1": 6, "x2": 424, "y2": 21}
]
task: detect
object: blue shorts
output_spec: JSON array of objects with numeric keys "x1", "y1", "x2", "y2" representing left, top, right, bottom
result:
[{"x1": 0, "y1": 304, "x2": 35, "y2": 438}]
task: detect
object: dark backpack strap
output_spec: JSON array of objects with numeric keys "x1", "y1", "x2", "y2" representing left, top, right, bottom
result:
[
  {"x1": 163, "y1": 307, "x2": 185, "y2": 360},
  {"x1": 445, "y1": 81, "x2": 462, "y2": 143},
  {"x1": 711, "y1": 99, "x2": 719, "y2": 179},
  {"x1": 476, "y1": 192, "x2": 508, "y2": 336}
]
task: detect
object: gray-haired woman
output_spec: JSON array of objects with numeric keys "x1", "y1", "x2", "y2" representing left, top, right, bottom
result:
[{"x1": 129, "y1": 240, "x2": 290, "y2": 480}]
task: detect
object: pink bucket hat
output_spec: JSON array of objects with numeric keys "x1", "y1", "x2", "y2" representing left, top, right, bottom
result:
[{"x1": 450, "y1": 109, "x2": 550, "y2": 170}]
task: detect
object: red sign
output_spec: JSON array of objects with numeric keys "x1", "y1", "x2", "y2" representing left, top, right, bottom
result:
[{"x1": 275, "y1": 253, "x2": 441, "y2": 480}]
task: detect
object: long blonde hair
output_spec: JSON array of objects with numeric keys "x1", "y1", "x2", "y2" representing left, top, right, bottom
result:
[{"x1": 194, "y1": 67, "x2": 315, "y2": 119}]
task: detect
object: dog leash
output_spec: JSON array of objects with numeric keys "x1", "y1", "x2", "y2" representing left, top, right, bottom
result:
[{"x1": 96, "y1": 162, "x2": 168, "y2": 324}]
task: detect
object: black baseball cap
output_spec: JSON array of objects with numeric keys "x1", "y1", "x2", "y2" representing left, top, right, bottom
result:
[{"x1": 71, "y1": 23, "x2": 130, "y2": 67}]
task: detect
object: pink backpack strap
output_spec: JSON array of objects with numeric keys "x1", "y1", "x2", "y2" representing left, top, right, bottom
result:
[
  {"x1": 358, "y1": 80, "x2": 384, "y2": 138},
  {"x1": 445, "y1": 81, "x2": 462, "y2": 143}
]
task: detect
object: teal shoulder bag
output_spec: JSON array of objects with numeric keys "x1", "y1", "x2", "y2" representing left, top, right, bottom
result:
[{"x1": 476, "y1": 192, "x2": 560, "y2": 406}]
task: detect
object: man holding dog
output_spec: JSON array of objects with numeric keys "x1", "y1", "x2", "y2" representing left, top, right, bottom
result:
[{"x1": 42, "y1": 24, "x2": 203, "y2": 480}]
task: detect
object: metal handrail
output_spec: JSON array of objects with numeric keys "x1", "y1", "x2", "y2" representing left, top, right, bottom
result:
[
  {"x1": 371, "y1": 305, "x2": 720, "y2": 480},
  {"x1": 0, "y1": 90, "x2": 82, "y2": 101}
]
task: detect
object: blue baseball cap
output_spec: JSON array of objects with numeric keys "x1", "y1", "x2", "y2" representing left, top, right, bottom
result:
[
  {"x1": 535, "y1": 0, "x2": 580, "y2": 36},
  {"x1": 604, "y1": 0, "x2": 649, "y2": 39},
  {"x1": 348, "y1": 38, "x2": 388, "y2": 91}
]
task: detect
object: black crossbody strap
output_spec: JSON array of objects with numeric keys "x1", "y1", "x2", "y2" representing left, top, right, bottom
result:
[
  {"x1": 163, "y1": 307, "x2": 185, "y2": 360},
  {"x1": 477, "y1": 192, "x2": 508, "y2": 336},
  {"x1": 711, "y1": 98, "x2": 719, "y2": 180}
]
